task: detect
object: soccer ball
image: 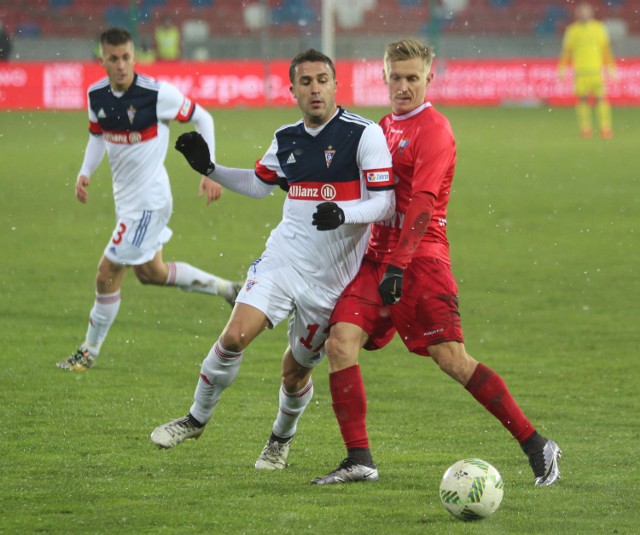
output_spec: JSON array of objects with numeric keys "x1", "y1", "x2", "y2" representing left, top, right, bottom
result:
[{"x1": 439, "y1": 458, "x2": 504, "y2": 521}]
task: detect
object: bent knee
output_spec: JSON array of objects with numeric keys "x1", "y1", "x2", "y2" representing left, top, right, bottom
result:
[
  {"x1": 430, "y1": 342, "x2": 476, "y2": 382},
  {"x1": 95, "y1": 264, "x2": 124, "y2": 290},
  {"x1": 324, "y1": 336, "x2": 360, "y2": 372},
  {"x1": 133, "y1": 266, "x2": 164, "y2": 285},
  {"x1": 324, "y1": 336, "x2": 348, "y2": 362},
  {"x1": 219, "y1": 326, "x2": 255, "y2": 353}
]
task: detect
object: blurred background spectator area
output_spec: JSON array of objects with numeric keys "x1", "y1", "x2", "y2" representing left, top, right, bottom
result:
[
  {"x1": 3, "y1": 0, "x2": 639, "y2": 38},
  {"x1": 0, "y1": 0, "x2": 638, "y2": 60}
]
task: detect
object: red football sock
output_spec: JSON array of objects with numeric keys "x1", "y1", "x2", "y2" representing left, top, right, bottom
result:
[
  {"x1": 465, "y1": 363, "x2": 535, "y2": 443},
  {"x1": 330, "y1": 365, "x2": 369, "y2": 450}
]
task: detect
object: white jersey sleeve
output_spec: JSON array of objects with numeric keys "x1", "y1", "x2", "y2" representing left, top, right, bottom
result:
[
  {"x1": 78, "y1": 133, "x2": 106, "y2": 178},
  {"x1": 209, "y1": 165, "x2": 274, "y2": 198},
  {"x1": 157, "y1": 81, "x2": 215, "y2": 163},
  {"x1": 156, "y1": 81, "x2": 192, "y2": 122},
  {"x1": 259, "y1": 137, "x2": 284, "y2": 176},
  {"x1": 338, "y1": 121, "x2": 395, "y2": 224},
  {"x1": 342, "y1": 189, "x2": 395, "y2": 224},
  {"x1": 358, "y1": 122, "x2": 393, "y2": 172},
  {"x1": 189, "y1": 104, "x2": 215, "y2": 162}
]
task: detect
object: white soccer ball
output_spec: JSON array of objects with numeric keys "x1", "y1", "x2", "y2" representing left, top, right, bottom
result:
[{"x1": 439, "y1": 458, "x2": 504, "y2": 521}]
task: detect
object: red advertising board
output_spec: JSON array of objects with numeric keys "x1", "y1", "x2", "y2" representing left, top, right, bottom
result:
[
  {"x1": 1, "y1": 58, "x2": 639, "y2": 110},
  {"x1": 352, "y1": 58, "x2": 640, "y2": 107}
]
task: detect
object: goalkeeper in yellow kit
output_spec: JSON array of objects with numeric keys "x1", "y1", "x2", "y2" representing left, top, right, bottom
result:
[{"x1": 558, "y1": 2, "x2": 616, "y2": 139}]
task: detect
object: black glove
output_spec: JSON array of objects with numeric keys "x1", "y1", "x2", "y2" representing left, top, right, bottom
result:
[
  {"x1": 175, "y1": 132, "x2": 215, "y2": 176},
  {"x1": 276, "y1": 175, "x2": 290, "y2": 192},
  {"x1": 312, "y1": 202, "x2": 345, "y2": 231},
  {"x1": 378, "y1": 264, "x2": 404, "y2": 305}
]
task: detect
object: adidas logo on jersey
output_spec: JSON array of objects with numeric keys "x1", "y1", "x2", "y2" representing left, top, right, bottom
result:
[
  {"x1": 286, "y1": 153, "x2": 296, "y2": 164},
  {"x1": 98, "y1": 108, "x2": 107, "y2": 118}
]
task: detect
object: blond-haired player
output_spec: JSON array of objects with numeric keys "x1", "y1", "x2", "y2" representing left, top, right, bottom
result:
[{"x1": 256, "y1": 38, "x2": 562, "y2": 487}]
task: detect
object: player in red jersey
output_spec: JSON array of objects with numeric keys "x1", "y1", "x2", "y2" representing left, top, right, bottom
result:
[{"x1": 310, "y1": 38, "x2": 562, "y2": 486}]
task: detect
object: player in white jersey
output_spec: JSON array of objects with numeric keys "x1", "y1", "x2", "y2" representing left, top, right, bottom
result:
[
  {"x1": 57, "y1": 28, "x2": 239, "y2": 372},
  {"x1": 150, "y1": 49, "x2": 395, "y2": 455}
]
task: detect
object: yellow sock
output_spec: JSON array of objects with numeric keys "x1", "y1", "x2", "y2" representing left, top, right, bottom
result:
[
  {"x1": 597, "y1": 100, "x2": 612, "y2": 133},
  {"x1": 576, "y1": 101, "x2": 592, "y2": 134}
]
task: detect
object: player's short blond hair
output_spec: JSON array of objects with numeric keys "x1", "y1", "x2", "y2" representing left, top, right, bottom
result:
[{"x1": 384, "y1": 39, "x2": 434, "y2": 75}]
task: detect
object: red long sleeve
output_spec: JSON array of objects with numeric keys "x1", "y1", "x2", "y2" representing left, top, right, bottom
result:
[{"x1": 387, "y1": 190, "x2": 435, "y2": 269}]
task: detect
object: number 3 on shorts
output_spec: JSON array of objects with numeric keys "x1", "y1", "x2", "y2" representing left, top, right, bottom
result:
[{"x1": 112, "y1": 222, "x2": 127, "y2": 245}]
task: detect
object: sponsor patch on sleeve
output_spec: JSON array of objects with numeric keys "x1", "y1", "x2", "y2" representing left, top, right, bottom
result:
[
  {"x1": 176, "y1": 98, "x2": 195, "y2": 122},
  {"x1": 366, "y1": 171, "x2": 389, "y2": 183},
  {"x1": 364, "y1": 167, "x2": 394, "y2": 189},
  {"x1": 366, "y1": 169, "x2": 392, "y2": 185}
]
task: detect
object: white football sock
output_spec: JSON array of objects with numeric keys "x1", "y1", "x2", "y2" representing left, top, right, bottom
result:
[
  {"x1": 165, "y1": 261, "x2": 234, "y2": 298},
  {"x1": 190, "y1": 340, "x2": 243, "y2": 425},
  {"x1": 272, "y1": 380, "x2": 314, "y2": 439},
  {"x1": 83, "y1": 290, "x2": 121, "y2": 357}
]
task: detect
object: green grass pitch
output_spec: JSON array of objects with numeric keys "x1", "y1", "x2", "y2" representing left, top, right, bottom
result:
[{"x1": 1, "y1": 105, "x2": 638, "y2": 534}]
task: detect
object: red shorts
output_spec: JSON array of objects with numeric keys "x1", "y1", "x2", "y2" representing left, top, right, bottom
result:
[{"x1": 330, "y1": 256, "x2": 464, "y2": 356}]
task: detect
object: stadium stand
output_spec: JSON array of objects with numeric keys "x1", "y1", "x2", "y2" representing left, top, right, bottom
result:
[{"x1": 0, "y1": 0, "x2": 637, "y2": 40}]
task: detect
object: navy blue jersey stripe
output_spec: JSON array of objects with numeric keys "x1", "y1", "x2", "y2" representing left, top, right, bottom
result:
[
  {"x1": 88, "y1": 77, "x2": 110, "y2": 92},
  {"x1": 137, "y1": 74, "x2": 161, "y2": 91},
  {"x1": 132, "y1": 211, "x2": 152, "y2": 247},
  {"x1": 341, "y1": 111, "x2": 373, "y2": 126}
]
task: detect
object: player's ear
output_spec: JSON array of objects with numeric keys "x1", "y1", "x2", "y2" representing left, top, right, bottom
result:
[
  {"x1": 382, "y1": 68, "x2": 388, "y2": 85},
  {"x1": 289, "y1": 84, "x2": 296, "y2": 99}
]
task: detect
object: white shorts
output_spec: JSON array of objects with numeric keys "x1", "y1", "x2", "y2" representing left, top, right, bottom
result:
[
  {"x1": 234, "y1": 254, "x2": 343, "y2": 368},
  {"x1": 103, "y1": 203, "x2": 173, "y2": 266}
]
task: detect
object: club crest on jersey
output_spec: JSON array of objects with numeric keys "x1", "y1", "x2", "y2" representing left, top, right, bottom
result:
[
  {"x1": 324, "y1": 146, "x2": 336, "y2": 168},
  {"x1": 398, "y1": 138, "x2": 410, "y2": 154},
  {"x1": 127, "y1": 105, "x2": 136, "y2": 125}
]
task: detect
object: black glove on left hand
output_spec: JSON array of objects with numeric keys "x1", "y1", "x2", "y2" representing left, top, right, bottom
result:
[
  {"x1": 175, "y1": 131, "x2": 215, "y2": 176},
  {"x1": 312, "y1": 202, "x2": 345, "y2": 231},
  {"x1": 378, "y1": 264, "x2": 404, "y2": 305}
]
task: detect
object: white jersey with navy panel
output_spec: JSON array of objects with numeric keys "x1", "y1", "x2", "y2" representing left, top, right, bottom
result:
[
  {"x1": 83, "y1": 73, "x2": 201, "y2": 214},
  {"x1": 255, "y1": 107, "x2": 394, "y2": 290}
]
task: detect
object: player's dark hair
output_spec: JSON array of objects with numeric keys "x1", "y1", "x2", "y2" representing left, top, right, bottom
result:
[
  {"x1": 289, "y1": 49, "x2": 336, "y2": 83},
  {"x1": 100, "y1": 27, "x2": 133, "y2": 48}
]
